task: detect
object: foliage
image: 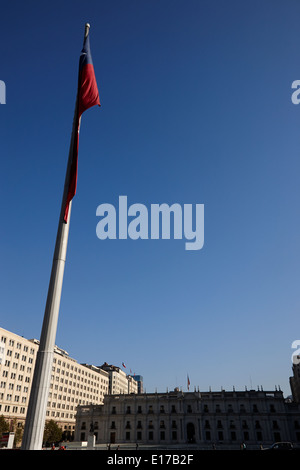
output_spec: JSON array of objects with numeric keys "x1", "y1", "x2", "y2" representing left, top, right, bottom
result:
[
  {"x1": 43, "y1": 420, "x2": 62, "y2": 445},
  {"x1": 11, "y1": 419, "x2": 23, "y2": 447},
  {"x1": 0, "y1": 415, "x2": 9, "y2": 435}
]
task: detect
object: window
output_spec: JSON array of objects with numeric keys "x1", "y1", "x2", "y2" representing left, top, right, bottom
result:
[{"x1": 273, "y1": 432, "x2": 281, "y2": 442}]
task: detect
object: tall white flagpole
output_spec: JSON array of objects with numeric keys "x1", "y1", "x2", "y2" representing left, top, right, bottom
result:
[{"x1": 21, "y1": 24, "x2": 89, "y2": 450}]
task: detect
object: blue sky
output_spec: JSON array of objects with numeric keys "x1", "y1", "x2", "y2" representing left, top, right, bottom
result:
[{"x1": 1, "y1": 0, "x2": 300, "y2": 397}]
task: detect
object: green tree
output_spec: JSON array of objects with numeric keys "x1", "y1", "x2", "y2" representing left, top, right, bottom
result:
[
  {"x1": 43, "y1": 420, "x2": 62, "y2": 445},
  {"x1": 10, "y1": 419, "x2": 23, "y2": 448},
  {"x1": 0, "y1": 415, "x2": 9, "y2": 435},
  {"x1": 14, "y1": 425, "x2": 23, "y2": 447}
]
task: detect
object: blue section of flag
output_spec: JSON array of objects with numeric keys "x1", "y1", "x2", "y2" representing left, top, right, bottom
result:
[{"x1": 79, "y1": 34, "x2": 93, "y2": 70}]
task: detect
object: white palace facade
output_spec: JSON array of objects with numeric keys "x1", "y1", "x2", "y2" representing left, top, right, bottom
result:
[{"x1": 75, "y1": 388, "x2": 300, "y2": 449}]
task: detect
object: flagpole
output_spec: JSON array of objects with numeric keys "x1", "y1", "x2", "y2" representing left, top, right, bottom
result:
[{"x1": 21, "y1": 26, "x2": 89, "y2": 450}]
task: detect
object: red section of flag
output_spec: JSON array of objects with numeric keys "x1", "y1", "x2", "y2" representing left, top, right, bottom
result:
[
  {"x1": 78, "y1": 63, "x2": 100, "y2": 116},
  {"x1": 64, "y1": 39, "x2": 100, "y2": 223}
]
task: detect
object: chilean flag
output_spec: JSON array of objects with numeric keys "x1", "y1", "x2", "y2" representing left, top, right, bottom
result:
[{"x1": 64, "y1": 27, "x2": 100, "y2": 223}]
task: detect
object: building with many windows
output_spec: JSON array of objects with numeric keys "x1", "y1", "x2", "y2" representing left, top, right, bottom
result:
[
  {"x1": 133, "y1": 375, "x2": 144, "y2": 394},
  {"x1": 100, "y1": 363, "x2": 138, "y2": 395},
  {"x1": 75, "y1": 388, "x2": 300, "y2": 449},
  {"x1": 0, "y1": 327, "x2": 138, "y2": 442}
]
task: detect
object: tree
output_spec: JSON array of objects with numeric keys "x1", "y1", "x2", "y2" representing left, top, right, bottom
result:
[
  {"x1": 10, "y1": 419, "x2": 23, "y2": 447},
  {"x1": 0, "y1": 415, "x2": 9, "y2": 435},
  {"x1": 43, "y1": 420, "x2": 62, "y2": 445},
  {"x1": 14, "y1": 425, "x2": 23, "y2": 447}
]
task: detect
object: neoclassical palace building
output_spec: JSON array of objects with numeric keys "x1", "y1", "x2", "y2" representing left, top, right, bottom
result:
[{"x1": 75, "y1": 388, "x2": 300, "y2": 449}]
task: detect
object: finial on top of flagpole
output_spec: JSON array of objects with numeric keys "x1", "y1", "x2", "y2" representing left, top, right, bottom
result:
[{"x1": 84, "y1": 23, "x2": 90, "y2": 38}]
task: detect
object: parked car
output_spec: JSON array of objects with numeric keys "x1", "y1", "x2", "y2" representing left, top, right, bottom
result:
[{"x1": 265, "y1": 442, "x2": 294, "y2": 450}]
